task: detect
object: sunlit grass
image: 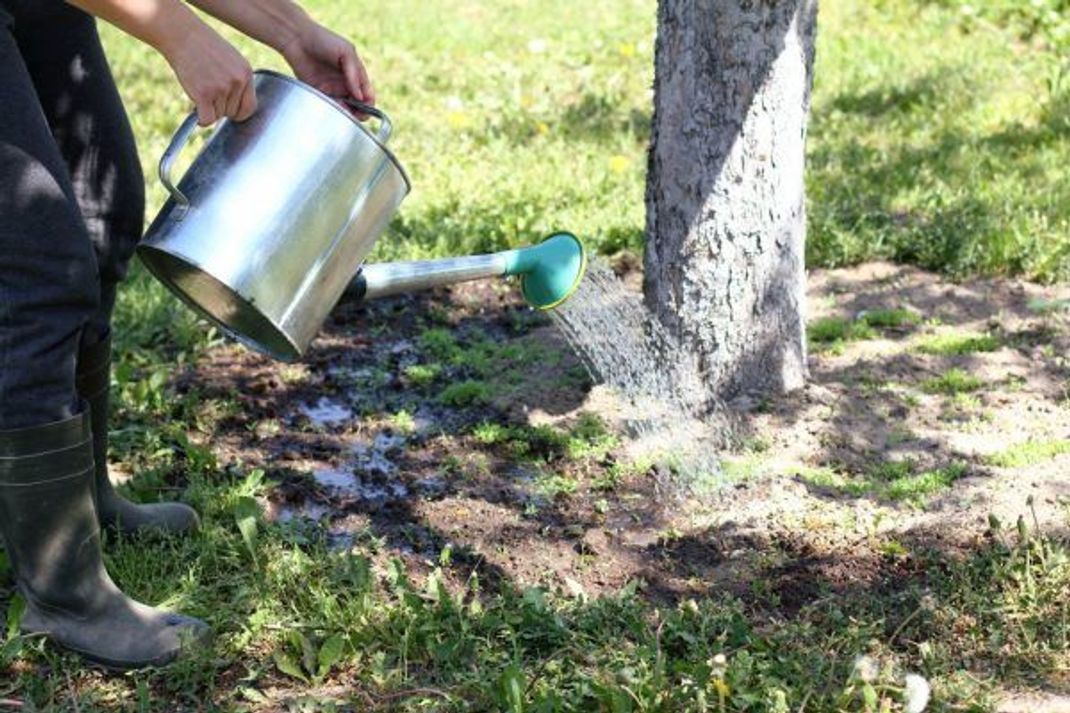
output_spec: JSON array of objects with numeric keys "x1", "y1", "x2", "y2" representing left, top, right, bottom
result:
[
  {"x1": 986, "y1": 439, "x2": 1070, "y2": 468},
  {"x1": 916, "y1": 331, "x2": 1003, "y2": 355},
  {"x1": 922, "y1": 367, "x2": 984, "y2": 394}
]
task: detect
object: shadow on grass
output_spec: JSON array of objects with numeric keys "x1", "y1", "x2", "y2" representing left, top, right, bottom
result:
[
  {"x1": 824, "y1": 71, "x2": 951, "y2": 118},
  {"x1": 808, "y1": 71, "x2": 1070, "y2": 280}
]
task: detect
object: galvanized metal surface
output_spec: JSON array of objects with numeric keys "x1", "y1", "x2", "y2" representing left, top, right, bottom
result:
[
  {"x1": 138, "y1": 70, "x2": 410, "y2": 361},
  {"x1": 347, "y1": 254, "x2": 511, "y2": 302}
]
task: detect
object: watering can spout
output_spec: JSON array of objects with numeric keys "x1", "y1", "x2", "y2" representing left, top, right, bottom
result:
[{"x1": 346, "y1": 232, "x2": 587, "y2": 310}]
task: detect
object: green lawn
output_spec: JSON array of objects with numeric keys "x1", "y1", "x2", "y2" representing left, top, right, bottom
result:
[
  {"x1": 0, "y1": 1, "x2": 1067, "y2": 710},
  {"x1": 106, "y1": 0, "x2": 1069, "y2": 281}
]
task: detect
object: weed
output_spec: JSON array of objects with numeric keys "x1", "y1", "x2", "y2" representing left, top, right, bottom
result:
[
  {"x1": 797, "y1": 461, "x2": 968, "y2": 504},
  {"x1": 916, "y1": 331, "x2": 1002, "y2": 355},
  {"x1": 390, "y1": 409, "x2": 417, "y2": 434},
  {"x1": 565, "y1": 413, "x2": 619, "y2": 460},
  {"x1": 921, "y1": 368, "x2": 984, "y2": 394},
  {"x1": 884, "y1": 462, "x2": 968, "y2": 502},
  {"x1": 858, "y1": 307, "x2": 922, "y2": 328},
  {"x1": 809, "y1": 316, "x2": 877, "y2": 347},
  {"x1": 986, "y1": 439, "x2": 1070, "y2": 468},
  {"x1": 438, "y1": 380, "x2": 492, "y2": 406},
  {"x1": 534, "y1": 469, "x2": 578, "y2": 498},
  {"x1": 795, "y1": 466, "x2": 871, "y2": 497},
  {"x1": 403, "y1": 362, "x2": 442, "y2": 387},
  {"x1": 1028, "y1": 297, "x2": 1070, "y2": 314},
  {"x1": 869, "y1": 459, "x2": 916, "y2": 482},
  {"x1": 472, "y1": 420, "x2": 510, "y2": 444},
  {"x1": 720, "y1": 454, "x2": 767, "y2": 481},
  {"x1": 419, "y1": 328, "x2": 461, "y2": 361}
]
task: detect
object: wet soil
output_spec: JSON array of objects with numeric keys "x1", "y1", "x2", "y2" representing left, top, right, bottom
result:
[{"x1": 184, "y1": 263, "x2": 1070, "y2": 610}]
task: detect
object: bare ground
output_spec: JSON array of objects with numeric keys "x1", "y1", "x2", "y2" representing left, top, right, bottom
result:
[{"x1": 184, "y1": 262, "x2": 1069, "y2": 696}]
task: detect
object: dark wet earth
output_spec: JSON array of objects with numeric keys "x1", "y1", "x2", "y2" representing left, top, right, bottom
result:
[{"x1": 183, "y1": 282, "x2": 708, "y2": 600}]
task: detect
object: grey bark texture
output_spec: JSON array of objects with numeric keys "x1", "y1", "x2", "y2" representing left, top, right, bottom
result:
[{"x1": 644, "y1": 0, "x2": 818, "y2": 403}]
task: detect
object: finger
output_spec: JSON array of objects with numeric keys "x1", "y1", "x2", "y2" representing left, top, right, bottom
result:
[
  {"x1": 359, "y1": 68, "x2": 375, "y2": 107},
  {"x1": 224, "y1": 82, "x2": 243, "y2": 120},
  {"x1": 212, "y1": 95, "x2": 226, "y2": 125},
  {"x1": 196, "y1": 99, "x2": 217, "y2": 127},
  {"x1": 339, "y1": 51, "x2": 367, "y2": 103},
  {"x1": 235, "y1": 80, "x2": 258, "y2": 122}
]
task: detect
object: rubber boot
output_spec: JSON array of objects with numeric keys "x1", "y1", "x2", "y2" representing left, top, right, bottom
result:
[
  {"x1": 76, "y1": 335, "x2": 199, "y2": 535},
  {"x1": 0, "y1": 410, "x2": 208, "y2": 668}
]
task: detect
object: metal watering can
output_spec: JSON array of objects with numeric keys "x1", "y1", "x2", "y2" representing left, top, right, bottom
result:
[{"x1": 138, "y1": 70, "x2": 587, "y2": 362}]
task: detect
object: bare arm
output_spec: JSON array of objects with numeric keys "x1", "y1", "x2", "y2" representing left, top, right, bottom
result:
[
  {"x1": 67, "y1": 0, "x2": 257, "y2": 125},
  {"x1": 66, "y1": 0, "x2": 374, "y2": 126},
  {"x1": 187, "y1": 0, "x2": 375, "y2": 105},
  {"x1": 66, "y1": 0, "x2": 200, "y2": 54},
  {"x1": 182, "y1": 0, "x2": 309, "y2": 54}
]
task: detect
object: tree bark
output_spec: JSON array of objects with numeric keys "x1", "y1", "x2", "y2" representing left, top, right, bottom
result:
[{"x1": 644, "y1": 0, "x2": 818, "y2": 403}]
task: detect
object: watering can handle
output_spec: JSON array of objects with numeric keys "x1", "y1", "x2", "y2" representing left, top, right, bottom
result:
[
  {"x1": 158, "y1": 111, "x2": 200, "y2": 219},
  {"x1": 342, "y1": 99, "x2": 392, "y2": 143}
]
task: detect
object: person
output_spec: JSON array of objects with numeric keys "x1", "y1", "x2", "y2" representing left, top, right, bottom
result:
[{"x1": 0, "y1": 0, "x2": 373, "y2": 669}]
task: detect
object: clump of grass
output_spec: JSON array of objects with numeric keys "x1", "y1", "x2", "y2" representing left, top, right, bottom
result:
[
  {"x1": 419, "y1": 328, "x2": 461, "y2": 361},
  {"x1": 808, "y1": 309, "x2": 923, "y2": 354},
  {"x1": 884, "y1": 462, "x2": 968, "y2": 502},
  {"x1": 809, "y1": 316, "x2": 877, "y2": 343},
  {"x1": 794, "y1": 466, "x2": 871, "y2": 497},
  {"x1": 533, "y1": 469, "x2": 578, "y2": 498},
  {"x1": 921, "y1": 368, "x2": 983, "y2": 394},
  {"x1": 720, "y1": 454, "x2": 768, "y2": 481},
  {"x1": 472, "y1": 420, "x2": 510, "y2": 444},
  {"x1": 858, "y1": 307, "x2": 922, "y2": 328},
  {"x1": 472, "y1": 415, "x2": 619, "y2": 465},
  {"x1": 403, "y1": 363, "x2": 442, "y2": 387},
  {"x1": 390, "y1": 410, "x2": 417, "y2": 434},
  {"x1": 438, "y1": 380, "x2": 491, "y2": 406},
  {"x1": 985, "y1": 439, "x2": 1070, "y2": 468},
  {"x1": 797, "y1": 461, "x2": 968, "y2": 503},
  {"x1": 916, "y1": 331, "x2": 1002, "y2": 355},
  {"x1": 808, "y1": 316, "x2": 877, "y2": 354},
  {"x1": 565, "y1": 413, "x2": 619, "y2": 460},
  {"x1": 868, "y1": 459, "x2": 915, "y2": 482}
]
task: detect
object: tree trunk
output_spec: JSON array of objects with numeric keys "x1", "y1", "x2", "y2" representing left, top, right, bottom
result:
[{"x1": 644, "y1": 0, "x2": 818, "y2": 403}]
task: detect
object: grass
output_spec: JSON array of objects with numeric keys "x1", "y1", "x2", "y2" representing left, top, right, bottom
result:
[
  {"x1": 921, "y1": 367, "x2": 984, "y2": 394},
  {"x1": 470, "y1": 414, "x2": 618, "y2": 465},
  {"x1": 882, "y1": 462, "x2": 968, "y2": 501},
  {"x1": 808, "y1": 316, "x2": 877, "y2": 354},
  {"x1": 1, "y1": 0, "x2": 1065, "y2": 709},
  {"x1": 808, "y1": 308, "x2": 926, "y2": 354},
  {"x1": 438, "y1": 379, "x2": 491, "y2": 406},
  {"x1": 808, "y1": 1, "x2": 1070, "y2": 282},
  {"x1": 856, "y1": 307, "x2": 922, "y2": 329},
  {"x1": 798, "y1": 461, "x2": 969, "y2": 504},
  {"x1": 9, "y1": 511, "x2": 1067, "y2": 711},
  {"x1": 916, "y1": 331, "x2": 1003, "y2": 355},
  {"x1": 99, "y1": 0, "x2": 1067, "y2": 281},
  {"x1": 985, "y1": 438, "x2": 1070, "y2": 468}
]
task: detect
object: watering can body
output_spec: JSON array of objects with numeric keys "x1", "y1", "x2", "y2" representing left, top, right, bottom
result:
[
  {"x1": 138, "y1": 70, "x2": 410, "y2": 362},
  {"x1": 139, "y1": 71, "x2": 586, "y2": 363}
]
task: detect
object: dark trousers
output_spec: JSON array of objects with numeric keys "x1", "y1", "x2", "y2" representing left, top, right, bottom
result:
[{"x1": 0, "y1": 1, "x2": 144, "y2": 429}]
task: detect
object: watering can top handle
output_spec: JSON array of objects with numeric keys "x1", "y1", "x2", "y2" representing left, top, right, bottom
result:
[
  {"x1": 158, "y1": 111, "x2": 201, "y2": 219},
  {"x1": 341, "y1": 99, "x2": 392, "y2": 143},
  {"x1": 158, "y1": 98, "x2": 393, "y2": 218}
]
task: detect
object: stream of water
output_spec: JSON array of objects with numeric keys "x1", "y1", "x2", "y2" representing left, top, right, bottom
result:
[{"x1": 549, "y1": 259, "x2": 735, "y2": 489}]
